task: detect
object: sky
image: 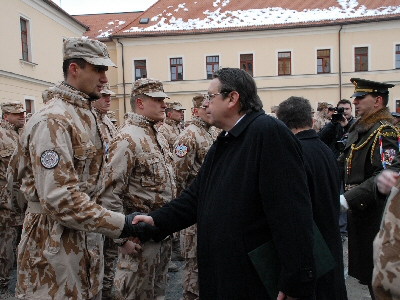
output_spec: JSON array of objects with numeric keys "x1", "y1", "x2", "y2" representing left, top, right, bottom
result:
[{"x1": 52, "y1": 0, "x2": 159, "y2": 15}]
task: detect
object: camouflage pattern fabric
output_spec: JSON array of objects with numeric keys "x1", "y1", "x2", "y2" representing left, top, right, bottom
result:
[
  {"x1": 182, "y1": 257, "x2": 199, "y2": 300},
  {"x1": 0, "y1": 120, "x2": 24, "y2": 291},
  {"x1": 208, "y1": 126, "x2": 222, "y2": 140},
  {"x1": 8, "y1": 82, "x2": 125, "y2": 300},
  {"x1": 158, "y1": 118, "x2": 183, "y2": 151},
  {"x1": 114, "y1": 239, "x2": 171, "y2": 300},
  {"x1": 91, "y1": 107, "x2": 118, "y2": 300},
  {"x1": 98, "y1": 112, "x2": 176, "y2": 299},
  {"x1": 0, "y1": 225, "x2": 17, "y2": 289},
  {"x1": 373, "y1": 185, "x2": 400, "y2": 299},
  {"x1": 313, "y1": 110, "x2": 330, "y2": 132},
  {"x1": 173, "y1": 116, "x2": 214, "y2": 299}
]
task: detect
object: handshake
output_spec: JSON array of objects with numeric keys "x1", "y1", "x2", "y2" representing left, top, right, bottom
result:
[{"x1": 119, "y1": 212, "x2": 161, "y2": 243}]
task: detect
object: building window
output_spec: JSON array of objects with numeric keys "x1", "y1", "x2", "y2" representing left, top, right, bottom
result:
[
  {"x1": 20, "y1": 18, "x2": 30, "y2": 61},
  {"x1": 317, "y1": 49, "x2": 330, "y2": 73},
  {"x1": 170, "y1": 58, "x2": 183, "y2": 81},
  {"x1": 206, "y1": 56, "x2": 219, "y2": 79},
  {"x1": 278, "y1": 52, "x2": 291, "y2": 75},
  {"x1": 240, "y1": 54, "x2": 253, "y2": 76},
  {"x1": 396, "y1": 44, "x2": 400, "y2": 69},
  {"x1": 134, "y1": 60, "x2": 147, "y2": 80},
  {"x1": 355, "y1": 47, "x2": 368, "y2": 71},
  {"x1": 25, "y1": 99, "x2": 34, "y2": 114}
]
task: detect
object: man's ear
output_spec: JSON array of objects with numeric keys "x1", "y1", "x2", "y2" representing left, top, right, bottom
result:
[
  {"x1": 374, "y1": 95, "x2": 383, "y2": 108},
  {"x1": 227, "y1": 91, "x2": 240, "y2": 109},
  {"x1": 137, "y1": 97, "x2": 144, "y2": 109},
  {"x1": 68, "y1": 63, "x2": 79, "y2": 77}
]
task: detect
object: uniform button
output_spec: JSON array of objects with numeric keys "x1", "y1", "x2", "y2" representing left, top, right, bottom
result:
[{"x1": 308, "y1": 270, "x2": 313, "y2": 278}]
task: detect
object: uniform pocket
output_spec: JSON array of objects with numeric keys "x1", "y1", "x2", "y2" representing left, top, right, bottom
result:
[
  {"x1": 138, "y1": 153, "x2": 165, "y2": 187},
  {"x1": 117, "y1": 252, "x2": 139, "y2": 272}
]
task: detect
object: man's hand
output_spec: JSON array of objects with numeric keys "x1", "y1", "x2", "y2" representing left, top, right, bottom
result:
[
  {"x1": 377, "y1": 170, "x2": 399, "y2": 195},
  {"x1": 133, "y1": 214, "x2": 154, "y2": 226},
  {"x1": 339, "y1": 117, "x2": 348, "y2": 127},
  {"x1": 119, "y1": 240, "x2": 142, "y2": 255},
  {"x1": 119, "y1": 212, "x2": 159, "y2": 241}
]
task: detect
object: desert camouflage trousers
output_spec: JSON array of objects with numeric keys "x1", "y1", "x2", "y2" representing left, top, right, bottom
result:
[
  {"x1": 0, "y1": 225, "x2": 20, "y2": 289},
  {"x1": 102, "y1": 236, "x2": 118, "y2": 299},
  {"x1": 182, "y1": 257, "x2": 199, "y2": 300},
  {"x1": 180, "y1": 225, "x2": 199, "y2": 300},
  {"x1": 114, "y1": 238, "x2": 171, "y2": 300}
]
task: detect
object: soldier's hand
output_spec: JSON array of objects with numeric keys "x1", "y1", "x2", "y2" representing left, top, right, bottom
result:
[
  {"x1": 119, "y1": 212, "x2": 159, "y2": 242},
  {"x1": 377, "y1": 170, "x2": 399, "y2": 195},
  {"x1": 119, "y1": 240, "x2": 142, "y2": 255}
]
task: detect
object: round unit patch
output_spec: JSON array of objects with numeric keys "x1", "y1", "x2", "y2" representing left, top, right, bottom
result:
[
  {"x1": 175, "y1": 143, "x2": 188, "y2": 158},
  {"x1": 40, "y1": 150, "x2": 60, "y2": 169}
]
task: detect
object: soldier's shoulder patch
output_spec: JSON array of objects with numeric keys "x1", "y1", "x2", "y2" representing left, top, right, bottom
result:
[
  {"x1": 40, "y1": 150, "x2": 60, "y2": 169},
  {"x1": 175, "y1": 143, "x2": 188, "y2": 158}
]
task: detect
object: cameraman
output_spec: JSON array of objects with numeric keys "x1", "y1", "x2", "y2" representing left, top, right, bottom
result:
[
  {"x1": 318, "y1": 99, "x2": 355, "y2": 158},
  {"x1": 318, "y1": 100, "x2": 356, "y2": 241}
]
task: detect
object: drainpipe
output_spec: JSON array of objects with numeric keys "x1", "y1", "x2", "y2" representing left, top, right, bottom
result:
[
  {"x1": 117, "y1": 38, "x2": 127, "y2": 114},
  {"x1": 338, "y1": 25, "x2": 343, "y2": 101}
]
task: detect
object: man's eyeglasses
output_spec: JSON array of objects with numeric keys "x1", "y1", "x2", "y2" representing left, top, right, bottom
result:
[{"x1": 204, "y1": 91, "x2": 232, "y2": 102}]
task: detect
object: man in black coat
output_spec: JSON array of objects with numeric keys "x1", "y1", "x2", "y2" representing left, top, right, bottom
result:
[
  {"x1": 277, "y1": 96, "x2": 348, "y2": 300},
  {"x1": 134, "y1": 68, "x2": 317, "y2": 300}
]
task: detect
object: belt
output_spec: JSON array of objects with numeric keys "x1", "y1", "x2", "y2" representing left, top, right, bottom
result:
[
  {"x1": 26, "y1": 201, "x2": 46, "y2": 214},
  {"x1": 345, "y1": 184, "x2": 359, "y2": 191}
]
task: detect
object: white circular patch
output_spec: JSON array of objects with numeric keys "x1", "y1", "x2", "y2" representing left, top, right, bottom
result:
[
  {"x1": 40, "y1": 150, "x2": 60, "y2": 169},
  {"x1": 175, "y1": 144, "x2": 188, "y2": 158}
]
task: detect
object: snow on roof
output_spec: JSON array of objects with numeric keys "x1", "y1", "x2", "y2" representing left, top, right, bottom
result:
[{"x1": 123, "y1": 0, "x2": 400, "y2": 33}]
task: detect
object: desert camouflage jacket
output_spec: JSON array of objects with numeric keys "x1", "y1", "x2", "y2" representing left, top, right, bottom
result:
[
  {"x1": 157, "y1": 118, "x2": 183, "y2": 151},
  {"x1": 208, "y1": 125, "x2": 223, "y2": 141},
  {"x1": 373, "y1": 183, "x2": 400, "y2": 299},
  {"x1": 98, "y1": 112, "x2": 176, "y2": 215},
  {"x1": 8, "y1": 82, "x2": 125, "y2": 299},
  {"x1": 0, "y1": 120, "x2": 24, "y2": 226},
  {"x1": 174, "y1": 117, "x2": 213, "y2": 258},
  {"x1": 173, "y1": 117, "x2": 213, "y2": 195},
  {"x1": 91, "y1": 107, "x2": 117, "y2": 162}
]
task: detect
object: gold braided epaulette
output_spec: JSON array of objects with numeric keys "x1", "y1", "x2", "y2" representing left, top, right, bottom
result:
[{"x1": 346, "y1": 123, "x2": 400, "y2": 175}]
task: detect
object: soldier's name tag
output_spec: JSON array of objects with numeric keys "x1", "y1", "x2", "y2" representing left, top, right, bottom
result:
[
  {"x1": 175, "y1": 143, "x2": 188, "y2": 158},
  {"x1": 40, "y1": 150, "x2": 60, "y2": 169}
]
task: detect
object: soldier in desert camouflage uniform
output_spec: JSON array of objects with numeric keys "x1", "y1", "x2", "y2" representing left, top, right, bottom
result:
[
  {"x1": 174, "y1": 94, "x2": 214, "y2": 300},
  {"x1": 91, "y1": 83, "x2": 118, "y2": 300},
  {"x1": 0, "y1": 102, "x2": 25, "y2": 299},
  {"x1": 6, "y1": 37, "x2": 147, "y2": 300},
  {"x1": 97, "y1": 78, "x2": 176, "y2": 300},
  {"x1": 158, "y1": 101, "x2": 186, "y2": 151},
  {"x1": 157, "y1": 101, "x2": 186, "y2": 265}
]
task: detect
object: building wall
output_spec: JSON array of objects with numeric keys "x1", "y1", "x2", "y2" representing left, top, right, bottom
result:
[
  {"x1": 108, "y1": 19, "x2": 400, "y2": 119},
  {"x1": 0, "y1": 0, "x2": 86, "y2": 111}
]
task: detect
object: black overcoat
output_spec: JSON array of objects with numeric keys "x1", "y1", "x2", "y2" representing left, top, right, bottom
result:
[
  {"x1": 296, "y1": 129, "x2": 347, "y2": 299},
  {"x1": 151, "y1": 111, "x2": 316, "y2": 299}
]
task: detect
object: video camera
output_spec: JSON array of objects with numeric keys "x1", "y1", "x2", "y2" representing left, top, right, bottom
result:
[{"x1": 331, "y1": 107, "x2": 345, "y2": 123}]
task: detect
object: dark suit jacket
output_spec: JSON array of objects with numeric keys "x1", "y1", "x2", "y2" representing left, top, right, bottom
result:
[{"x1": 150, "y1": 110, "x2": 316, "y2": 300}]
